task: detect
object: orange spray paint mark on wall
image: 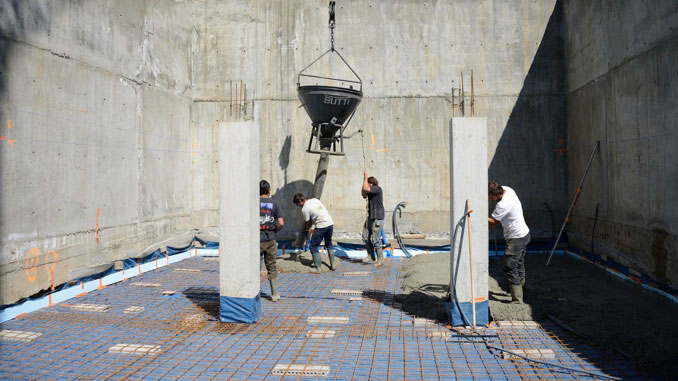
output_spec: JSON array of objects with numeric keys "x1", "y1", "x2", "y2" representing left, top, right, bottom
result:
[
  {"x1": 45, "y1": 251, "x2": 59, "y2": 274},
  {"x1": 25, "y1": 248, "x2": 40, "y2": 283},
  {"x1": 95, "y1": 208, "x2": 101, "y2": 242}
]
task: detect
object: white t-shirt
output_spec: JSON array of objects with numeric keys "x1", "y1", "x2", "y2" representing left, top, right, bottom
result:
[
  {"x1": 491, "y1": 186, "x2": 530, "y2": 239},
  {"x1": 302, "y1": 198, "x2": 334, "y2": 229}
]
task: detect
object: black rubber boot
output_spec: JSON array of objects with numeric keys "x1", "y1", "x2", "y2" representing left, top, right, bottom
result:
[
  {"x1": 375, "y1": 247, "x2": 384, "y2": 267},
  {"x1": 269, "y1": 279, "x2": 280, "y2": 302},
  {"x1": 311, "y1": 252, "x2": 322, "y2": 273},
  {"x1": 509, "y1": 284, "x2": 524, "y2": 304},
  {"x1": 328, "y1": 248, "x2": 336, "y2": 271}
]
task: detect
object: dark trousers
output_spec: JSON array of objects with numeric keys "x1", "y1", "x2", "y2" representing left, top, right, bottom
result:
[
  {"x1": 503, "y1": 233, "x2": 530, "y2": 285},
  {"x1": 310, "y1": 225, "x2": 333, "y2": 254},
  {"x1": 260, "y1": 240, "x2": 278, "y2": 280}
]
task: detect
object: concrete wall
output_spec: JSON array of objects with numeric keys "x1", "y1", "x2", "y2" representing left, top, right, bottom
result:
[
  {"x1": 0, "y1": 0, "x2": 567, "y2": 305},
  {"x1": 563, "y1": 1, "x2": 678, "y2": 287},
  {"x1": 0, "y1": 1, "x2": 198, "y2": 305},
  {"x1": 191, "y1": 0, "x2": 567, "y2": 240}
]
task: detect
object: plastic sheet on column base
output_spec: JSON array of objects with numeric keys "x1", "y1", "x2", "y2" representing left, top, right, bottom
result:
[{"x1": 219, "y1": 293, "x2": 261, "y2": 323}]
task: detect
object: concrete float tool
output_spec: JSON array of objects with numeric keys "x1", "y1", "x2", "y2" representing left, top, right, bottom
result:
[{"x1": 292, "y1": 1, "x2": 364, "y2": 250}]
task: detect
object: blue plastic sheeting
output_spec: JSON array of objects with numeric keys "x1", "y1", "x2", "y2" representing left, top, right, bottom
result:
[
  {"x1": 141, "y1": 249, "x2": 163, "y2": 263},
  {"x1": 0, "y1": 246, "x2": 198, "y2": 322},
  {"x1": 219, "y1": 293, "x2": 262, "y2": 324},
  {"x1": 444, "y1": 300, "x2": 489, "y2": 327},
  {"x1": 168, "y1": 243, "x2": 194, "y2": 255},
  {"x1": 121, "y1": 257, "x2": 137, "y2": 270},
  {"x1": 194, "y1": 236, "x2": 220, "y2": 249}
]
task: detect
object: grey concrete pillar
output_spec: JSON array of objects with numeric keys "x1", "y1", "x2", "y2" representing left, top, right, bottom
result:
[
  {"x1": 219, "y1": 121, "x2": 261, "y2": 323},
  {"x1": 447, "y1": 117, "x2": 489, "y2": 326}
]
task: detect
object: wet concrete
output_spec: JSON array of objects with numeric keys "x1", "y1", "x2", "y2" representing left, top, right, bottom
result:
[
  {"x1": 399, "y1": 252, "x2": 678, "y2": 380},
  {"x1": 276, "y1": 251, "x2": 343, "y2": 273}
]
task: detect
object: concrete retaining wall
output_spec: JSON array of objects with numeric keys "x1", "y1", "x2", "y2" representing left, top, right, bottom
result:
[
  {"x1": 0, "y1": 0, "x2": 566, "y2": 305},
  {"x1": 191, "y1": 0, "x2": 567, "y2": 240},
  {"x1": 0, "y1": 1, "x2": 198, "y2": 305},
  {"x1": 564, "y1": 0, "x2": 678, "y2": 287}
]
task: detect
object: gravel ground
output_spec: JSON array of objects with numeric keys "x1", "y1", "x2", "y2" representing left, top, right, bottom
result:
[{"x1": 398, "y1": 252, "x2": 678, "y2": 380}]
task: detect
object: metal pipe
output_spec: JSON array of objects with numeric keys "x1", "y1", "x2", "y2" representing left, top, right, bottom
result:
[{"x1": 546, "y1": 141, "x2": 600, "y2": 267}]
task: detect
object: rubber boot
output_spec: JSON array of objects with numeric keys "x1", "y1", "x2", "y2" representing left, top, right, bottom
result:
[
  {"x1": 327, "y1": 248, "x2": 336, "y2": 271},
  {"x1": 509, "y1": 284, "x2": 524, "y2": 304},
  {"x1": 269, "y1": 278, "x2": 280, "y2": 302},
  {"x1": 311, "y1": 251, "x2": 322, "y2": 273},
  {"x1": 375, "y1": 247, "x2": 384, "y2": 267}
]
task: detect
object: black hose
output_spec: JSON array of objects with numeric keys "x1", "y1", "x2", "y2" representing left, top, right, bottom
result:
[
  {"x1": 592, "y1": 203, "x2": 600, "y2": 255},
  {"x1": 485, "y1": 345, "x2": 621, "y2": 380},
  {"x1": 450, "y1": 207, "x2": 474, "y2": 330},
  {"x1": 392, "y1": 202, "x2": 412, "y2": 258}
]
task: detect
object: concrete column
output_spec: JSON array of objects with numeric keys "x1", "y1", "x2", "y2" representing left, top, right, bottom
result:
[
  {"x1": 219, "y1": 121, "x2": 261, "y2": 323},
  {"x1": 447, "y1": 117, "x2": 489, "y2": 326}
]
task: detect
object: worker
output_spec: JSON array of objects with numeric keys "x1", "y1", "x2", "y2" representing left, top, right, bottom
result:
[
  {"x1": 488, "y1": 182, "x2": 530, "y2": 304},
  {"x1": 293, "y1": 193, "x2": 336, "y2": 272},
  {"x1": 361, "y1": 171, "x2": 385, "y2": 267},
  {"x1": 260, "y1": 180, "x2": 283, "y2": 302}
]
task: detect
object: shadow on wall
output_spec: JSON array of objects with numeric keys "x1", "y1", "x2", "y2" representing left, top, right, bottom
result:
[
  {"x1": 271, "y1": 179, "x2": 313, "y2": 239},
  {"x1": 278, "y1": 135, "x2": 292, "y2": 185},
  {"x1": 488, "y1": 0, "x2": 566, "y2": 242}
]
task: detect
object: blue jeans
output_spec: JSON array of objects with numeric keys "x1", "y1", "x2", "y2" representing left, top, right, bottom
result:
[{"x1": 310, "y1": 225, "x2": 333, "y2": 254}]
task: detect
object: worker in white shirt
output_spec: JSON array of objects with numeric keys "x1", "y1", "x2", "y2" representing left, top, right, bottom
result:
[{"x1": 488, "y1": 182, "x2": 531, "y2": 304}]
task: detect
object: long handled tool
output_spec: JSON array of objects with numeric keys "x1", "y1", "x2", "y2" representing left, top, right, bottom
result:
[
  {"x1": 359, "y1": 129, "x2": 366, "y2": 170},
  {"x1": 546, "y1": 141, "x2": 600, "y2": 267}
]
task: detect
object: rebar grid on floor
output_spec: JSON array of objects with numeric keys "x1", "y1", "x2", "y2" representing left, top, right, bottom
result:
[{"x1": 0, "y1": 254, "x2": 644, "y2": 380}]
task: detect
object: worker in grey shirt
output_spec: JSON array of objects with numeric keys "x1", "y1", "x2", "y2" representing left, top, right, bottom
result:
[
  {"x1": 488, "y1": 182, "x2": 531, "y2": 304},
  {"x1": 362, "y1": 171, "x2": 385, "y2": 267}
]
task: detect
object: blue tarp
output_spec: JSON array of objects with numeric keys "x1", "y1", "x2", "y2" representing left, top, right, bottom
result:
[
  {"x1": 219, "y1": 294, "x2": 261, "y2": 324},
  {"x1": 168, "y1": 244, "x2": 194, "y2": 255},
  {"x1": 445, "y1": 300, "x2": 489, "y2": 327}
]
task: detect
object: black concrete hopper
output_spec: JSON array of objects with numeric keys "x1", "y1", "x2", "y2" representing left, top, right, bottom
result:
[
  {"x1": 297, "y1": 85, "x2": 363, "y2": 126},
  {"x1": 296, "y1": 1, "x2": 363, "y2": 156}
]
